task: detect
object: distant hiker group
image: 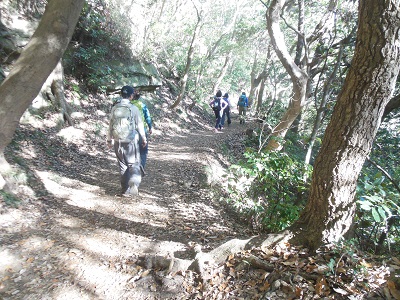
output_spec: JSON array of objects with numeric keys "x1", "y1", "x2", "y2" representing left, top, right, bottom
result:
[
  {"x1": 209, "y1": 90, "x2": 248, "y2": 131},
  {"x1": 107, "y1": 85, "x2": 152, "y2": 197}
]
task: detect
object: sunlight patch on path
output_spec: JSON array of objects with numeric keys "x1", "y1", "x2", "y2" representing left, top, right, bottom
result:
[
  {"x1": 151, "y1": 151, "x2": 193, "y2": 161},
  {"x1": 55, "y1": 248, "x2": 130, "y2": 299},
  {"x1": 36, "y1": 170, "x2": 123, "y2": 215},
  {"x1": 37, "y1": 170, "x2": 101, "y2": 199},
  {"x1": 61, "y1": 228, "x2": 187, "y2": 261}
]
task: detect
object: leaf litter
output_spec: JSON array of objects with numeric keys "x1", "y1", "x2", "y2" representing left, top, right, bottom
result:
[{"x1": 1, "y1": 89, "x2": 399, "y2": 299}]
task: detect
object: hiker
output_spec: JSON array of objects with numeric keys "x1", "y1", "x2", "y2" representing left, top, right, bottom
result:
[
  {"x1": 209, "y1": 90, "x2": 228, "y2": 132},
  {"x1": 237, "y1": 91, "x2": 249, "y2": 124},
  {"x1": 131, "y1": 90, "x2": 152, "y2": 175},
  {"x1": 220, "y1": 92, "x2": 231, "y2": 128},
  {"x1": 107, "y1": 85, "x2": 147, "y2": 197}
]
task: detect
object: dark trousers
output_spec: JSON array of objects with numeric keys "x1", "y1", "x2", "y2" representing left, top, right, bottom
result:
[
  {"x1": 221, "y1": 108, "x2": 231, "y2": 126},
  {"x1": 214, "y1": 109, "x2": 222, "y2": 129},
  {"x1": 113, "y1": 138, "x2": 141, "y2": 194}
]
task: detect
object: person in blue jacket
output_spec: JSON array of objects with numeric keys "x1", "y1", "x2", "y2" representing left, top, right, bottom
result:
[{"x1": 131, "y1": 90, "x2": 152, "y2": 176}]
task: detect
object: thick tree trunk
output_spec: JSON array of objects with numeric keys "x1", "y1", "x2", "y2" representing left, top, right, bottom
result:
[
  {"x1": 0, "y1": 0, "x2": 84, "y2": 189},
  {"x1": 256, "y1": 76, "x2": 267, "y2": 112},
  {"x1": 290, "y1": 0, "x2": 400, "y2": 251}
]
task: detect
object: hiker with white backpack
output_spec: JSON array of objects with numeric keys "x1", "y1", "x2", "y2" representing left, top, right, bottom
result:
[{"x1": 107, "y1": 85, "x2": 147, "y2": 197}]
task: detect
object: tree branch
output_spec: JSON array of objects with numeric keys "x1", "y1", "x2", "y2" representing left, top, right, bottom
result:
[{"x1": 367, "y1": 158, "x2": 400, "y2": 194}]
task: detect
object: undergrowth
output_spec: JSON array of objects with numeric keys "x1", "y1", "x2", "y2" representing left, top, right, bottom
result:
[{"x1": 225, "y1": 148, "x2": 312, "y2": 233}]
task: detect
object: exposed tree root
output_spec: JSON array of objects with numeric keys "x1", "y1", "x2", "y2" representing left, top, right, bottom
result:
[{"x1": 137, "y1": 230, "x2": 293, "y2": 285}]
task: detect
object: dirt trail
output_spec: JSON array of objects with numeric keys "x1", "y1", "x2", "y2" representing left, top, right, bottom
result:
[{"x1": 0, "y1": 116, "x2": 251, "y2": 299}]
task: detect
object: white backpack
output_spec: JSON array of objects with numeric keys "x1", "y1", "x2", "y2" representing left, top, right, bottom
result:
[{"x1": 111, "y1": 103, "x2": 135, "y2": 142}]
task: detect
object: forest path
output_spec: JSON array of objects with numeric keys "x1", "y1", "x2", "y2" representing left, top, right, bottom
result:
[{"x1": 0, "y1": 114, "x2": 253, "y2": 299}]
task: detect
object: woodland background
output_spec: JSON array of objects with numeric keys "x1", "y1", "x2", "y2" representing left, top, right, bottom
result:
[{"x1": 1, "y1": 0, "x2": 400, "y2": 299}]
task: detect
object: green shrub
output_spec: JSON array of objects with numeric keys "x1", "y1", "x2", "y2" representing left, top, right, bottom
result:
[
  {"x1": 226, "y1": 150, "x2": 312, "y2": 232},
  {"x1": 64, "y1": 1, "x2": 133, "y2": 92},
  {"x1": 355, "y1": 173, "x2": 400, "y2": 254}
]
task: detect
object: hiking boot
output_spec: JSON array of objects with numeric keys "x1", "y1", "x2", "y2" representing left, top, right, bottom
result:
[
  {"x1": 140, "y1": 165, "x2": 146, "y2": 177},
  {"x1": 121, "y1": 185, "x2": 139, "y2": 197},
  {"x1": 129, "y1": 185, "x2": 139, "y2": 196}
]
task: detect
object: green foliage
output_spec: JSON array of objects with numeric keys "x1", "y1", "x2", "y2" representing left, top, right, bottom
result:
[
  {"x1": 64, "y1": 1, "x2": 133, "y2": 91},
  {"x1": 353, "y1": 120, "x2": 400, "y2": 254},
  {"x1": 355, "y1": 173, "x2": 400, "y2": 253},
  {"x1": 0, "y1": 190, "x2": 21, "y2": 207},
  {"x1": 226, "y1": 150, "x2": 312, "y2": 233},
  {"x1": 326, "y1": 239, "x2": 369, "y2": 279}
]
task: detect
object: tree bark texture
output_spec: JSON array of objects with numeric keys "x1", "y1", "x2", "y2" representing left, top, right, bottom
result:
[
  {"x1": 266, "y1": 0, "x2": 308, "y2": 150},
  {"x1": 290, "y1": 0, "x2": 400, "y2": 251},
  {"x1": 50, "y1": 61, "x2": 73, "y2": 126},
  {"x1": 0, "y1": 0, "x2": 84, "y2": 187}
]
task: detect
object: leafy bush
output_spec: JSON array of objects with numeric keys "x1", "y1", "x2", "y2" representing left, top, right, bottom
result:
[
  {"x1": 355, "y1": 173, "x2": 400, "y2": 254},
  {"x1": 353, "y1": 122, "x2": 400, "y2": 254},
  {"x1": 226, "y1": 150, "x2": 312, "y2": 233},
  {"x1": 64, "y1": 0, "x2": 133, "y2": 92}
]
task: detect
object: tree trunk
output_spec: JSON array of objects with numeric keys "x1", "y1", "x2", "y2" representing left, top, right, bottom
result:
[
  {"x1": 383, "y1": 93, "x2": 400, "y2": 119},
  {"x1": 170, "y1": 4, "x2": 202, "y2": 109},
  {"x1": 50, "y1": 61, "x2": 73, "y2": 126},
  {"x1": 304, "y1": 43, "x2": 344, "y2": 165},
  {"x1": 294, "y1": 0, "x2": 304, "y2": 67},
  {"x1": 266, "y1": 0, "x2": 341, "y2": 150},
  {"x1": 212, "y1": 51, "x2": 232, "y2": 95},
  {"x1": 290, "y1": 0, "x2": 400, "y2": 251},
  {"x1": 265, "y1": 0, "x2": 308, "y2": 150},
  {"x1": 0, "y1": 0, "x2": 84, "y2": 189},
  {"x1": 256, "y1": 76, "x2": 267, "y2": 113},
  {"x1": 248, "y1": 52, "x2": 259, "y2": 107}
]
